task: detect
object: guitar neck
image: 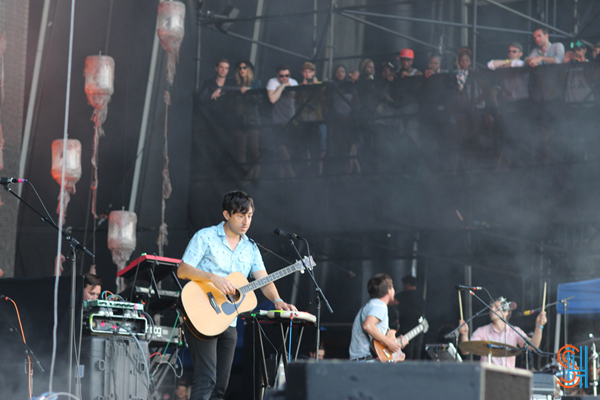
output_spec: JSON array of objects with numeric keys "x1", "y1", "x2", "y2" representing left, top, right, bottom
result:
[
  {"x1": 240, "y1": 257, "x2": 313, "y2": 294},
  {"x1": 400, "y1": 324, "x2": 424, "y2": 343}
]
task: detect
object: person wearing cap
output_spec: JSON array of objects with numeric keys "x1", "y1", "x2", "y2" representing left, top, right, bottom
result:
[
  {"x1": 525, "y1": 26, "x2": 565, "y2": 67},
  {"x1": 296, "y1": 61, "x2": 327, "y2": 175},
  {"x1": 487, "y1": 42, "x2": 526, "y2": 70},
  {"x1": 564, "y1": 41, "x2": 588, "y2": 63},
  {"x1": 457, "y1": 297, "x2": 547, "y2": 368},
  {"x1": 397, "y1": 49, "x2": 422, "y2": 78}
]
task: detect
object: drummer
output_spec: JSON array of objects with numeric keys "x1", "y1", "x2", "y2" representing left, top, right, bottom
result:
[{"x1": 458, "y1": 297, "x2": 547, "y2": 368}]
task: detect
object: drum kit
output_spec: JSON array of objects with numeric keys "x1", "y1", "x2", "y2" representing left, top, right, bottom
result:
[
  {"x1": 458, "y1": 340, "x2": 521, "y2": 363},
  {"x1": 458, "y1": 337, "x2": 600, "y2": 396}
]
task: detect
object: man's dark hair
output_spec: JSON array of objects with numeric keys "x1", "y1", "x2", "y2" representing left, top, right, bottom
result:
[
  {"x1": 533, "y1": 26, "x2": 548, "y2": 35},
  {"x1": 276, "y1": 65, "x2": 290, "y2": 74},
  {"x1": 367, "y1": 273, "x2": 393, "y2": 298},
  {"x1": 84, "y1": 273, "x2": 102, "y2": 288},
  {"x1": 508, "y1": 42, "x2": 523, "y2": 52},
  {"x1": 215, "y1": 58, "x2": 230, "y2": 67},
  {"x1": 223, "y1": 190, "x2": 254, "y2": 215},
  {"x1": 401, "y1": 275, "x2": 417, "y2": 287}
]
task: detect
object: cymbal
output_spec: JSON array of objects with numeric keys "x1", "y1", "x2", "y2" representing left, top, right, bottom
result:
[{"x1": 459, "y1": 340, "x2": 521, "y2": 357}]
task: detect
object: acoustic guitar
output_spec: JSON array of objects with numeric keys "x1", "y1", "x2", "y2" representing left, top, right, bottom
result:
[
  {"x1": 180, "y1": 256, "x2": 315, "y2": 339},
  {"x1": 371, "y1": 317, "x2": 429, "y2": 362}
]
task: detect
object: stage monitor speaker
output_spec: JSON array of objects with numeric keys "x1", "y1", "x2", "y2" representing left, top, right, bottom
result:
[{"x1": 286, "y1": 361, "x2": 532, "y2": 400}]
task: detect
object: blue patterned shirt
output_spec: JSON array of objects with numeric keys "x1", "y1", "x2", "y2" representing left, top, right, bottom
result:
[{"x1": 181, "y1": 222, "x2": 266, "y2": 326}]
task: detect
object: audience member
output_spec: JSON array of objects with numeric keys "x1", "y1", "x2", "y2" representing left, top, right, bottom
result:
[
  {"x1": 489, "y1": 43, "x2": 531, "y2": 166},
  {"x1": 424, "y1": 53, "x2": 447, "y2": 78},
  {"x1": 296, "y1": 62, "x2": 327, "y2": 175},
  {"x1": 525, "y1": 27, "x2": 565, "y2": 67},
  {"x1": 487, "y1": 42, "x2": 525, "y2": 70},
  {"x1": 564, "y1": 41, "x2": 588, "y2": 63},
  {"x1": 267, "y1": 65, "x2": 298, "y2": 178},
  {"x1": 355, "y1": 58, "x2": 383, "y2": 171},
  {"x1": 233, "y1": 61, "x2": 262, "y2": 180},
  {"x1": 381, "y1": 62, "x2": 397, "y2": 82},
  {"x1": 451, "y1": 48, "x2": 496, "y2": 167},
  {"x1": 174, "y1": 380, "x2": 190, "y2": 400},
  {"x1": 331, "y1": 65, "x2": 361, "y2": 174},
  {"x1": 398, "y1": 49, "x2": 422, "y2": 77},
  {"x1": 199, "y1": 59, "x2": 233, "y2": 105},
  {"x1": 349, "y1": 58, "x2": 375, "y2": 83}
]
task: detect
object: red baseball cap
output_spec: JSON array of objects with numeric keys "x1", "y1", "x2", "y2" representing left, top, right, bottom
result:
[{"x1": 397, "y1": 49, "x2": 414, "y2": 59}]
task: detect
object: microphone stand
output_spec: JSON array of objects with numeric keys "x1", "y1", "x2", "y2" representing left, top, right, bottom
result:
[
  {"x1": 0, "y1": 298, "x2": 45, "y2": 375},
  {"x1": 3, "y1": 182, "x2": 94, "y2": 394},
  {"x1": 445, "y1": 301, "x2": 489, "y2": 343},
  {"x1": 288, "y1": 238, "x2": 333, "y2": 362},
  {"x1": 468, "y1": 290, "x2": 553, "y2": 367}
]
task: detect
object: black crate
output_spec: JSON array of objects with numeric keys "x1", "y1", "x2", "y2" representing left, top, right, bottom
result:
[{"x1": 80, "y1": 335, "x2": 150, "y2": 400}]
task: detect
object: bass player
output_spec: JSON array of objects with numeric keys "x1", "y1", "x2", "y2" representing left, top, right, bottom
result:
[
  {"x1": 177, "y1": 190, "x2": 297, "y2": 400},
  {"x1": 349, "y1": 273, "x2": 408, "y2": 361}
]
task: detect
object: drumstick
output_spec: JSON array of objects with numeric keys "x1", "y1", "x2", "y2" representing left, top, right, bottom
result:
[
  {"x1": 541, "y1": 282, "x2": 547, "y2": 314},
  {"x1": 458, "y1": 291, "x2": 464, "y2": 321}
]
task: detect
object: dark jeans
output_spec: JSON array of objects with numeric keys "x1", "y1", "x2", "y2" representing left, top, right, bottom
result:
[{"x1": 186, "y1": 326, "x2": 238, "y2": 400}]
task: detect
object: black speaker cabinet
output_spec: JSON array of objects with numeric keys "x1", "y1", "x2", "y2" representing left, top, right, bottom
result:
[
  {"x1": 286, "y1": 361, "x2": 532, "y2": 400},
  {"x1": 80, "y1": 335, "x2": 149, "y2": 400}
]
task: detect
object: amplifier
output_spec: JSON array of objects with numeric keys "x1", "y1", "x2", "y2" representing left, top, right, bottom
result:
[
  {"x1": 148, "y1": 325, "x2": 181, "y2": 346},
  {"x1": 84, "y1": 299, "x2": 145, "y2": 312},
  {"x1": 84, "y1": 313, "x2": 148, "y2": 336}
]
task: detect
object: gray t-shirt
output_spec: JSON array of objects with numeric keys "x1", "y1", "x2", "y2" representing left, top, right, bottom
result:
[
  {"x1": 266, "y1": 76, "x2": 299, "y2": 124},
  {"x1": 349, "y1": 298, "x2": 389, "y2": 359}
]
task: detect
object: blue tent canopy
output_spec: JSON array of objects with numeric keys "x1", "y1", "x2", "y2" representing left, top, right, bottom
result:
[{"x1": 556, "y1": 277, "x2": 600, "y2": 316}]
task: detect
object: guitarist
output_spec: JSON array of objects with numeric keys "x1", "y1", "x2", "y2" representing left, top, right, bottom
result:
[
  {"x1": 177, "y1": 191, "x2": 297, "y2": 400},
  {"x1": 349, "y1": 273, "x2": 408, "y2": 361}
]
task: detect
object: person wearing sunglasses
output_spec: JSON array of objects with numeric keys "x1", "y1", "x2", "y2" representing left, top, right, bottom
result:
[
  {"x1": 487, "y1": 42, "x2": 525, "y2": 70},
  {"x1": 266, "y1": 65, "x2": 299, "y2": 178}
]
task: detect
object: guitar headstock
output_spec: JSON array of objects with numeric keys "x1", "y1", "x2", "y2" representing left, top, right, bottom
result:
[
  {"x1": 419, "y1": 316, "x2": 430, "y2": 334},
  {"x1": 294, "y1": 256, "x2": 316, "y2": 272}
]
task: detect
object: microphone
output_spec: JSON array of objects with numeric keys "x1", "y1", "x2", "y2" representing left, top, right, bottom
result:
[
  {"x1": 0, "y1": 295, "x2": 11, "y2": 301},
  {"x1": 455, "y1": 284, "x2": 483, "y2": 291},
  {"x1": 520, "y1": 307, "x2": 539, "y2": 316},
  {"x1": 273, "y1": 227, "x2": 303, "y2": 240},
  {"x1": 0, "y1": 177, "x2": 26, "y2": 184}
]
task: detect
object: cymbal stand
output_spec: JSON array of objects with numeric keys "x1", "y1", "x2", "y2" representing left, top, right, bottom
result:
[{"x1": 591, "y1": 338, "x2": 598, "y2": 396}]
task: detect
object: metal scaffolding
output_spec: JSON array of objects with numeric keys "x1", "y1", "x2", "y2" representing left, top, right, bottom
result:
[{"x1": 195, "y1": 0, "x2": 598, "y2": 83}]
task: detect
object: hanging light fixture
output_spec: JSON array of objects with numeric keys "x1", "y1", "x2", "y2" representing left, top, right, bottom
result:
[
  {"x1": 83, "y1": 55, "x2": 114, "y2": 219},
  {"x1": 51, "y1": 139, "x2": 82, "y2": 224},
  {"x1": 107, "y1": 210, "x2": 137, "y2": 271},
  {"x1": 157, "y1": 1, "x2": 185, "y2": 86}
]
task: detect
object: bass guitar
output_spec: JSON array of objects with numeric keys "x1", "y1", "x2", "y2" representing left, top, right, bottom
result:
[
  {"x1": 180, "y1": 256, "x2": 315, "y2": 339},
  {"x1": 371, "y1": 317, "x2": 429, "y2": 362}
]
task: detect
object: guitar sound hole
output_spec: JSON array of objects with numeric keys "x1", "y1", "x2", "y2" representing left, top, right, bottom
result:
[{"x1": 226, "y1": 289, "x2": 241, "y2": 303}]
